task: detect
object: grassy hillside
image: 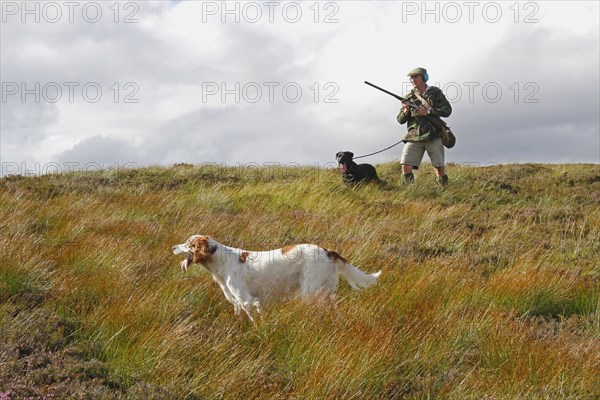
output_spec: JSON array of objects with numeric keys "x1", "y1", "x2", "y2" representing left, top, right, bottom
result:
[{"x1": 1, "y1": 162, "x2": 599, "y2": 399}]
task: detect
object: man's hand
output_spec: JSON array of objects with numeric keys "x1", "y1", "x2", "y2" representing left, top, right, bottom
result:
[{"x1": 417, "y1": 106, "x2": 429, "y2": 116}]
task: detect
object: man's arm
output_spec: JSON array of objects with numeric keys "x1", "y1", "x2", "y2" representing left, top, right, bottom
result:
[{"x1": 429, "y1": 88, "x2": 452, "y2": 118}]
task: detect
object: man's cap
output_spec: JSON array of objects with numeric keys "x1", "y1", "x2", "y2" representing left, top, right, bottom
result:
[{"x1": 407, "y1": 67, "x2": 427, "y2": 76}]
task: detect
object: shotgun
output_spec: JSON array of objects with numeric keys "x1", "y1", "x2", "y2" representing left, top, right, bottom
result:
[
  {"x1": 364, "y1": 81, "x2": 419, "y2": 109},
  {"x1": 365, "y1": 80, "x2": 451, "y2": 137}
]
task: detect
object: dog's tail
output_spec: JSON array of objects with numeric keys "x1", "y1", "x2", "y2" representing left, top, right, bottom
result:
[{"x1": 338, "y1": 262, "x2": 381, "y2": 290}]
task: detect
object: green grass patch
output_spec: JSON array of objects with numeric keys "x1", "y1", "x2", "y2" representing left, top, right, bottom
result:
[{"x1": 1, "y1": 162, "x2": 599, "y2": 398}]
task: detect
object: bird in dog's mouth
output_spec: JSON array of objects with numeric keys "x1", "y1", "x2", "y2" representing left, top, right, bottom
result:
[{"x1": 181, "y1": 255, "x2": 193, "y2": 272}]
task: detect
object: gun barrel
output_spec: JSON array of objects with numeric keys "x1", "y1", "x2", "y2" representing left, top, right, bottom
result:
[
  {"x1": 364, "y1": 81, "x2": 419, "y2": 109},
  {"x1": 364, "y1": 81, "x2": 401, "y2": 100}
]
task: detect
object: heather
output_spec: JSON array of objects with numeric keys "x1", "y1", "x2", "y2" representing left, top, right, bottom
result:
[{"x1": 1, "y1": 162, "x2": 598, "y2": 399}]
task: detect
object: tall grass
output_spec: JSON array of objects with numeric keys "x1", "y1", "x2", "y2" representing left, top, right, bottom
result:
[{"x1": 1, "y1": 163, "x2": 599, "y2": 398}]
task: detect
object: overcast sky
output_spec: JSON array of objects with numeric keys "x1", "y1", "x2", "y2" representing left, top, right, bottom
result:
[{"x1": 1, "y1": 1, "x2": 599, "y2": 175}]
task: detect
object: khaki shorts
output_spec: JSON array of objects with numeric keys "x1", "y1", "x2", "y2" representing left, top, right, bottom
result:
[{"x1": 401, "y1": 137, "x2": 445, "y2": 169}]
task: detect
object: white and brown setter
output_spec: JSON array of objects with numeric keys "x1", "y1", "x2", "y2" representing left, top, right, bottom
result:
[{"x1": 172, "y1": 235, "x2": 381, "y2": 321}]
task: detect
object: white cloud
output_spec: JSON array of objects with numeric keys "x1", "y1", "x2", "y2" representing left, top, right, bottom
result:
[
  {"x1": 1, "y1": 1, "x2": 598, "y2": 175},
  {"x1": 58, "y1": 134, "x2": 143, "y2": 166}
]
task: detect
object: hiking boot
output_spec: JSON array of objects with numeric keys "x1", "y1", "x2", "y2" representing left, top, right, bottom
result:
[
  {"x1": 436, "y1": 174, "x2": 449, "y2": 187},
  {"x1": 402, "y1": 173, "x2": 415, "y2": 185}
]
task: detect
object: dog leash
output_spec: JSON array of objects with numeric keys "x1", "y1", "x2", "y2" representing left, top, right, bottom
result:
[{"x1": 353, "y1": 139, "x2": 405, "y2": 160}]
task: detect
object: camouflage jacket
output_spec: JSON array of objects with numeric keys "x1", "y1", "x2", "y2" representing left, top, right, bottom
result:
[{"x1": 397, "y1": 86, "x2": 452, "y2": 142}]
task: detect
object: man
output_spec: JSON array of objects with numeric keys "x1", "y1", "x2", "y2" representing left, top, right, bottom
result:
[{"x1": 397, "y1": 67, "x2": 452, "y2": 186}]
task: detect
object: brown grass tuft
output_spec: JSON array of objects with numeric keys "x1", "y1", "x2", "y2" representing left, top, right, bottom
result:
[{"x1": 1, "y1": 163, "x2": 599, "y2": 398}]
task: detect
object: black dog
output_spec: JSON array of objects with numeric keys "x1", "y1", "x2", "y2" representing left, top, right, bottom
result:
[{"x1": 336, "y1": 151, "x2": 380, "y2": 185}]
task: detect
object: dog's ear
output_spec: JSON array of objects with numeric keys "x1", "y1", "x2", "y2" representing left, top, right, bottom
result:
[
  {"x1": 193, "y1": 236, "x2": 215, "y2": 263},
  {"x1": 347, "y1": 151, "x2": 354, "y2": 158},
  {"x1": 336, "y1": 151, "x2": 342, "y2": 159}
]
